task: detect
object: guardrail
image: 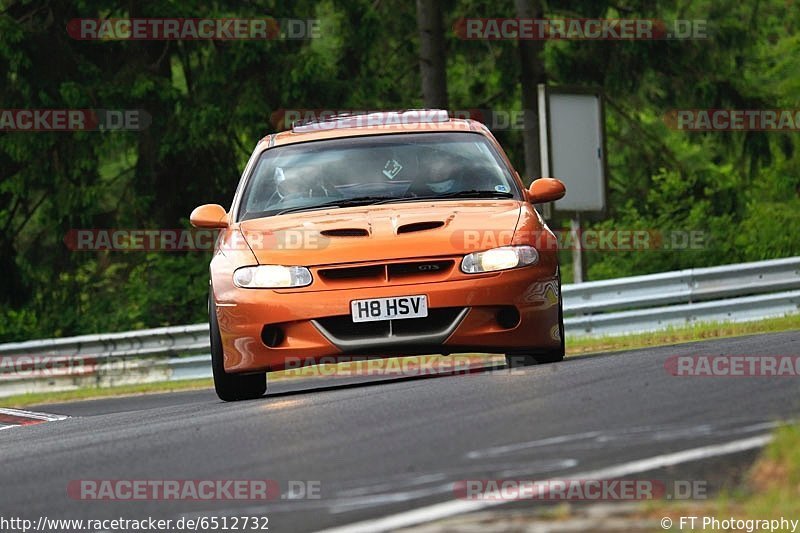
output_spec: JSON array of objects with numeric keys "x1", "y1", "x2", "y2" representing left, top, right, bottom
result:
[
  {"x1": 562, "y1": 256, "x2": 800, "y2": 335},
  {"x1": 1, "y1": 256, "x2": 798, "y2": 397}
]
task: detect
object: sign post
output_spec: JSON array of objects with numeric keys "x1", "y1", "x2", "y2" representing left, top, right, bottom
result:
[{"x1": 537, "y1": 84, "x2": 607, "y2": 283}]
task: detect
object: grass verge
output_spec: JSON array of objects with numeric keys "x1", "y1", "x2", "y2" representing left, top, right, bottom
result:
[
  {"x1": 0, "y1": 378, "x2": 214, "y2": 408},
  {"x1": 1, "y1": 314, "x2": 797, "y2": 409},
  {"x1": 567, "y1": 313, "x2": 800, "y2": 356},
  {"x1": 642, "y1": 422, "x2": 800, "y2": 530}
]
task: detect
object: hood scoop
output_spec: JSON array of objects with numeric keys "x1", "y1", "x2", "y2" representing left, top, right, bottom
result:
[
  {"x1": 320, "y1": 228, "x2": 370, "y2": 237},
  {"x1": 397, "y1": 221, "x2": 445, "y2": 234}
]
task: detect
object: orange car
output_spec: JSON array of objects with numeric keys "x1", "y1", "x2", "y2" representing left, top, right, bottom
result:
[{"x1": 191, "y1": 110, "x2": 566, "y2": 401}]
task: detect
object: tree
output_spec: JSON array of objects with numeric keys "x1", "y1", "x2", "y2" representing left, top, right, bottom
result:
[
  {"x1": 514, "y1": 0, "x2": 545, "y2": 181},
  {"x1": 416, "y1": 0, "x2": 449, "y2": 108}
]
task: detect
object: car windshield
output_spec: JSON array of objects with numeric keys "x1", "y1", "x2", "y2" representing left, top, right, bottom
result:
[{"x1": 237, "y1": 132, "x2": 520, "y2": 221}]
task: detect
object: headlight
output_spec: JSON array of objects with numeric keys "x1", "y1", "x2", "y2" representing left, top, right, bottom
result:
[
  {"x1": 233, "y1": 265, "x2": 312, "y2": 288},
  {"x1": 461, "y1": 246, "x2": 539, "y2": 274}
]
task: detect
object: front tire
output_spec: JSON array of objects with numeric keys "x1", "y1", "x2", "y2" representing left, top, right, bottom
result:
[
  {"x1": 505, "y1": 274, "x2": 565, "y2": 368},
  {"x1": 209, "y1": 294, "x2": 266, "y2": 401}
]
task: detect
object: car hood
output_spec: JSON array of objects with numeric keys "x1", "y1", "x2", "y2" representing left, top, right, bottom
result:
[{"x1": 238, "y1": 200, "x2": 524, "y2": 266}]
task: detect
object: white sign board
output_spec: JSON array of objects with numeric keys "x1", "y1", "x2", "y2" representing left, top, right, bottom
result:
[{"x1": 538, "y1": 86, "x2": 606, "y2": 212}]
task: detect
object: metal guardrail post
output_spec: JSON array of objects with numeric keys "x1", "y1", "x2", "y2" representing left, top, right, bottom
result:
[{"x1": 0, "y1": 257, "x2": 798, "y2": 395}]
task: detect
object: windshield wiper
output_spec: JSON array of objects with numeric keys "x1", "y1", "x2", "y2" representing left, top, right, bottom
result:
[
  {"x1": 375, "y1": 189, "x2": 515, "y2": 204},
  {"x1": 275, "y1": 191, "x2": 513, "y2": 215},
  {"x1": 275, "y1": 196, "x2": 395, "y2": 215}
]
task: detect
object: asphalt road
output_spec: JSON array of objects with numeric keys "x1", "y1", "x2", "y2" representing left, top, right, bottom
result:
[{"x1": 1, "y1": 331, "x2": 799, "y2": 532}]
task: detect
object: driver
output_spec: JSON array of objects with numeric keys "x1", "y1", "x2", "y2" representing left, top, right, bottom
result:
[
  {"x1": 275, "y1": 168, "x2": 308, "y2": 199},
  {"x1": 426, "y1": 171, "x2": 457, "y2": 194},
  {"x1": 412, "y1": 160, "x2": 460, "y2": 195},
  {"x1": 275, "y1": 166, "x2": 332, "y2": 200}
]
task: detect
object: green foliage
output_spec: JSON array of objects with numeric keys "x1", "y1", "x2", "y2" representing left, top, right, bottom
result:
[
  {"x1": 0, "y1": 0, "x2": 798, "y2": 340},
  {"x1": 541, "y1": 0, "x2": 800, "y2": 281}
]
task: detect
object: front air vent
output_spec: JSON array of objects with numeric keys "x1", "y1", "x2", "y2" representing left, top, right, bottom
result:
[
  {"x1": 319, "y1": 265, "x2": 385, "y2": 281},
  {"x1": 321, "y1": 228, "x2": 369, "y2": 237},
  {"x1": 317, "y1": 259, "x2": 454, "y2": 285},
  {"x1": 397, "y1": 221, "x2": 445, "y2": 234}
]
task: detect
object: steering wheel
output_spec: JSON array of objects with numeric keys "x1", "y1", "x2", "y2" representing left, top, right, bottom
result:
[{"x1": 273, "y1": 175, "x2": 341, "y2": 202}]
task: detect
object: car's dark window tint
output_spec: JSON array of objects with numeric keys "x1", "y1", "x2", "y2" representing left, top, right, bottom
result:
[{"x1": 237, "y1": 132, "x2": 519, "y2": 222}]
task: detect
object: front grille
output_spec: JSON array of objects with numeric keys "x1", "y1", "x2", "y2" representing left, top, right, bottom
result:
[
  {"x1": 315, "y1": 307, "x2": 465, "y2": 341},
  {"x1": 318, "y1": 260, "x2": 455, "y2": 285},
  {"x1": 319, "y1": 265, "x2": 385, "y2": 281}
]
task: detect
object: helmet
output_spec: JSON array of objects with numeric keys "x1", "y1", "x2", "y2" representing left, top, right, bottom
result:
[{"x1": 427, "y1": 163, "x2": 458, "y2": 194}]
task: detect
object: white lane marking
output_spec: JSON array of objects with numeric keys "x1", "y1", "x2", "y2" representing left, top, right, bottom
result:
[
  {"x1": 335, "y1": 474, "x2": 449, "y2": 498},
  {"x1": 325, "y1": 462, "x2": 583, "y2": 513},
  {"x1": 495, "y1": 458, "x2": 579, "y2": 478},
  {"x1": 0, "y1": 408, "x2": 69, "y2": 422},
  {"x1": 316, "y1": 433, "x2": 773, "y2": 533},
  {"x1": 0, "y1": 424, "x2": 18, "y2": 431},
  {"x1": 466, "y1": 431, "x2": 603, "y2": 459},
  {"x1": 330, "y1": 483, "x2": 455, "y2": 514},
  {"x1": 465, "y1": 421, "x2": 783, "y2": 459}
]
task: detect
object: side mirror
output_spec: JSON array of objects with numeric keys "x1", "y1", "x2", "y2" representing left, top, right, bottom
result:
[
  {"x1": 528, "y1": 178, "x2": 566, "y2": 204},
  {"x1": 190, "y1": 204, "x2": 229, "y2": 228}
]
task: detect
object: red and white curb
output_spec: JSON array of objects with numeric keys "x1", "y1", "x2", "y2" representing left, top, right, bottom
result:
[{"x1": 0, "y1": 407, "x2": 69, "y2": 430}]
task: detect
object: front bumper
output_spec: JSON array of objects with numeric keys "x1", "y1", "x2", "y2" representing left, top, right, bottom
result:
[{"x1": 214, "y1": 263, "x2": 561, "y2": 373}]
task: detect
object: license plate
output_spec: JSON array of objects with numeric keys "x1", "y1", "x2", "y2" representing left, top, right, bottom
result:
[{"x1": 350, "y1": 295, "x2": 428, "y2": 323}]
